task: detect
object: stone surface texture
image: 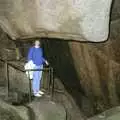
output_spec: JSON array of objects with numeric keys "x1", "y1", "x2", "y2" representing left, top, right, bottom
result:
[
  {"x1": 0, "y1": 0, "x2": 112, "y2": 42},
  {"x1": 88, "y1": 106, "x2": 120, "y2": 120}
]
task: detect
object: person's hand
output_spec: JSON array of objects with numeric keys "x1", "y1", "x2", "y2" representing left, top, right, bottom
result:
[{"x1": 45, "y1": 60, "x2": 49, "y2": 66}]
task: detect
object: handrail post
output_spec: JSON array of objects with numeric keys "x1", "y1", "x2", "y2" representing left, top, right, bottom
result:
[
  {"x1": 28, "y1": 72, "x2": 32, "y2": 102},
  {"x1": 5, "y1": 61, "x2": 9, "y2": 100},
  {"x1": 51, "y1": 67, "x2": 54, "y2": 100},
  {"x1": 48, "y1": 67, "x2": 51, "y2": 93}
]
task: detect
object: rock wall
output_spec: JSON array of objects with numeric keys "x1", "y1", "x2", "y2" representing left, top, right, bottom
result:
[
  {"x1": 0, "y1": 27, "x2": 16, "y2": 86},
  {"x1": 0, "y1": 28, "x2": 16, "y2": 60},
  {"x1": 43, "y1": 15, "x2": 120, "y2": 116},
  {"x1": 41, "y1": 0, "x2": 120, "y2": 116},
  {"x1": 0, "y1": 27, "x2": 28, "y2": 94},
  {"x1": 68, "y1": 40, "x2": 120, "y2": 112}
]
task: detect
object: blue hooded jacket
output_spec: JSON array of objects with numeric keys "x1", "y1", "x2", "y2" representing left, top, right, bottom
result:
[{"x1": 27, "y1": 47, "x2": 46, "y2": 66}]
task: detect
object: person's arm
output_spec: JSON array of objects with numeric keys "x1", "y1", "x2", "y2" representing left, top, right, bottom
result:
[
  {"x1": 42, "y1": 57, "x2": 46, "y2": 63},
  {"x1": 42, "y1": 57, "x2": 49, "y2": 65},
  {"x1": 27, "y1": 47, "x2": 33, "y2": 61},
  {"x1": 41, "y1": 48, "x2": 49, "y2": 65}
]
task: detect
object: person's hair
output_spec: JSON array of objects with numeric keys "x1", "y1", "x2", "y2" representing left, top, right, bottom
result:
[
  {"x1": 34, "y1": 39, "x2": 42, "y2": 47},
  {"x1": 35, "y1": 40, "x2": 40, "y2": 42}
]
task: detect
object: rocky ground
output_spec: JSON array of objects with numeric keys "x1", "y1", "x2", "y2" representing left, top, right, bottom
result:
[
  {"x1": 88, "y1": 107, "x2": 120, "y2": 120},
  {"x1": 0, "y1": 87, "x2": 66, "y2": 120}
]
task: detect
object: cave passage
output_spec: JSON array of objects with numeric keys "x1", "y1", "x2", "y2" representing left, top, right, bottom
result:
[{"x1": 13, "y1": 38, "x2": 95, "y2": 117}]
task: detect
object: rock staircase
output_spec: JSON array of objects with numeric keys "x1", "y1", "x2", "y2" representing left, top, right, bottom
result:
[
  {"x1": 0, "y1": 59, "x2": 66, "y2": 120},
  {"x1": 0, "y1": 94, "x2": 66, "y2": 120}
]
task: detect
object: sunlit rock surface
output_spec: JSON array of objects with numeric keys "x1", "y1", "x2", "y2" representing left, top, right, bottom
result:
[{"x1": 0, "y1": 0, "x2": 112, "y2": 42}]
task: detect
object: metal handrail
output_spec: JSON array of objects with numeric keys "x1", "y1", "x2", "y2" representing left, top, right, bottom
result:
[
  {"x1": 0, "y1": 58, "x2": 54, "y2": 102},
  {"x1": 0, "y1": 58, "x2": 24, "y2": 72},
  {"x1": 26, "y1": 67, "x2": 54, "y2": 102}
]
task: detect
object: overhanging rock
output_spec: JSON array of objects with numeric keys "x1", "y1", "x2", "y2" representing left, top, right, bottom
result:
[{"x1": 0, "y1": 0, "x2": 112, "y2": 42}]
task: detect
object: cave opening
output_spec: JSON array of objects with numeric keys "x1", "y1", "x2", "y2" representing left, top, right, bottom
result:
[{"x1": 12, "y1": 38, "x2": 106, "y2": 117}]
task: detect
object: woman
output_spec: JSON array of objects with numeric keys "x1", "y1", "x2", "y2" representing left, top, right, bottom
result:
[{"x1": 27, "y1": 40, "x2": 48, "y2": 97}]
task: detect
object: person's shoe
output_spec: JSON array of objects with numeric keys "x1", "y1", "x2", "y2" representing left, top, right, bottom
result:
[
  {"x1": 34, "y1": 93, "x2": 42, "y2": 97},
  {"x1": 38, "y1": 90, "x2": 44, "y2": 95}
]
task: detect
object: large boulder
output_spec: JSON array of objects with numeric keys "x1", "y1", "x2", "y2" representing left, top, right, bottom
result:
[
  {"x1": 0, "y1": 100, "x2": 28, "y2": 120},
  {"x1": 0, "y1": 0, "x2": 112, "y2": 42},
  {"x1": 29, "y1": 100, "x2": 66, "y2": 120},
  {"x1": 43, "y1": 17, "x2": 120, "y2": 115},
  {"x1": 0, "y1": 98, "x2": 66, "y2": 120}
]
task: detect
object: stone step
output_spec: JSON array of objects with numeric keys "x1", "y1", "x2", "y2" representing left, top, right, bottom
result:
[
  {"x1": 28, "y1": 98, "x2": 66, "y2": 120},
  {"x1": 0, "y1": 97, "x2": 66, "y2": 120},
  {"x1": 0, "y1": 86, "x2": 66, "y2": 120},
  {"x1": 0, "y1": 86, "x2": 52, "y2": 105}
]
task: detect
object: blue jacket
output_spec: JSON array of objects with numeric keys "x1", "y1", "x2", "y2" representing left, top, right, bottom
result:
[{"x1": 27, "y1": 47, "x2": 46, "y2": 66}]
